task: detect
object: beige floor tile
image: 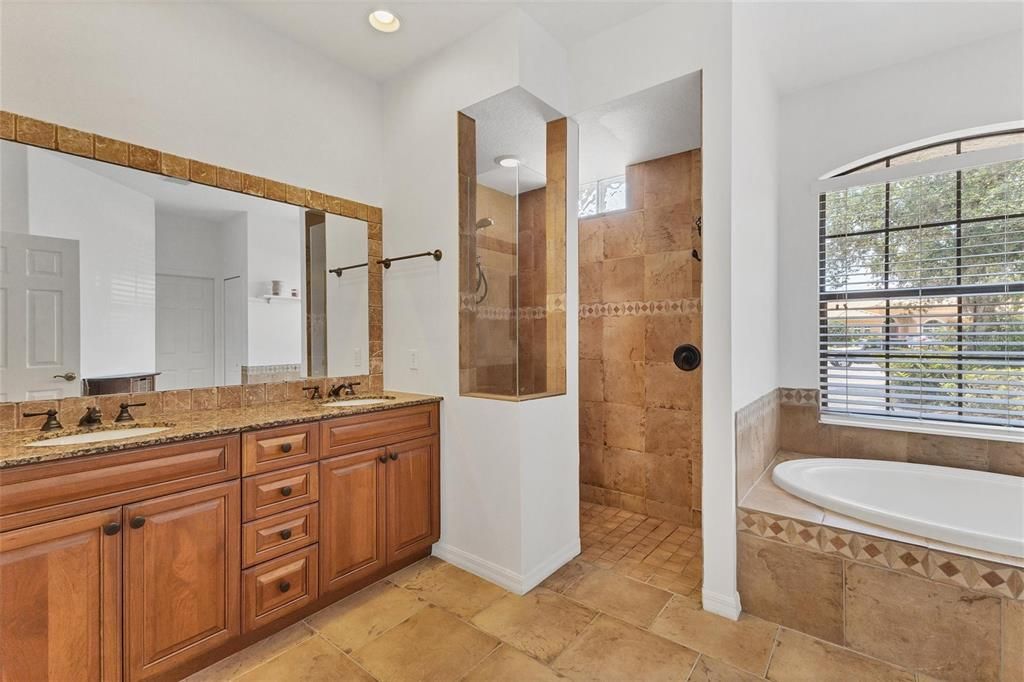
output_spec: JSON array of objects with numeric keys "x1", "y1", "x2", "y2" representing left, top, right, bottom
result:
[
  {"x1": 186, "y1": 622, "x2": 316, "y2": 681},
  {"x1": 305, "y1": 581, "x2": 428, "y2": 653},
  {"x1": 563, "y1": 567, "x2": 673, "y2": 627},
  {"x1": 552, "y1": 614, "x2": 699, "y2": 681},
  {"x1": 351, "y1": 604, "x2": 499, "y2": 681},
  {"x1": 471, "y1": 588, "x2": 597, "y2": 663},
  {"x1": 766, "y1": 628, "x2": 915, "y2": 682},
  {"x1": 647, "y1": 570, "x2": 702, "y2": 596},
  {"x1": 462, "y1": 644, "x2": 568, "y2": 681},
  {"x1": 540, "y1": 558, "x2": 599, "y2": 594},
  {"x1": 385, "y1": 556, "x2": 445, "y2": 587},
  {"x1": 235, "y1": 635, "x2": 374, "y2": 682},
  {"x1": 397, "y1": 561, "x2": 507, "y2": 619},
  {"x1": 686, "y1": 655, "x2": 764, "y2": 682},
  {"x1": 651, "y1": 595, "x2": 778, "y2": 676}
]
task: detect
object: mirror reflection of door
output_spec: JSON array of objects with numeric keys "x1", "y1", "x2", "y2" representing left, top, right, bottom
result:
[
  {"x1": 0, "y1": 232, "x2": 81, "y2": 401},
  {"x1": 155, "y1": 274, "x2": 215, "y2": 390},
  {"x1": 223, "y1": 276, "x2": 245, "y2": 386}
]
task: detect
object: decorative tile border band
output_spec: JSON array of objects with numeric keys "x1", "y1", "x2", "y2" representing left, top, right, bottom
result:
[
  {"x1": 579, "y1": 298, "x2": 701, "y2": 318},
  {"x1": 738, "y1": 509, "x2": 1024, "y2": 600},
  {"x1": 779, "y1": 387, "x2": 819, "y2": 406},
  {"x1": 459, "y1": 295, "x2": 566, "y2": 319}
]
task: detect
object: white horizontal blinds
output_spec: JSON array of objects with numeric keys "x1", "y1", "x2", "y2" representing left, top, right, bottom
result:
[{"x1": 819, "y1": 149, "x2": 1024, "y2": 429}]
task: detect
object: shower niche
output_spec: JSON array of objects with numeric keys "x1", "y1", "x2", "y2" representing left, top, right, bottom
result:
[{"x1": 458, "y1": 88, "x2": 567, "y2": 399}]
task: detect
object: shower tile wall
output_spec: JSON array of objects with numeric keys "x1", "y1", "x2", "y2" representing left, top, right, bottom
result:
[
  {"x1": 472, "y1": 184, "x2": 518, "y2": 394},
  {"x1": 579, "y1": 150, "x2": 703, "y2": 525}
]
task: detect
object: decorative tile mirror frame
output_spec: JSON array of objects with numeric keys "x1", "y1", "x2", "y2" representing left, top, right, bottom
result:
[{"x1": 0, "y1": 111, "x2": 384, "y2": 428}]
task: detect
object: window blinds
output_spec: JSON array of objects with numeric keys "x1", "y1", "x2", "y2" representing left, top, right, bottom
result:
[{"x1": 819, "y1": 154, "x2": 1024, "y2": 429}]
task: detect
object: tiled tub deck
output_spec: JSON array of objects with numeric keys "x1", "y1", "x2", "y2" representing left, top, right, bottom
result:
[{"x1": 738, "y1": 454, "x2": 1023, "y2": 682}]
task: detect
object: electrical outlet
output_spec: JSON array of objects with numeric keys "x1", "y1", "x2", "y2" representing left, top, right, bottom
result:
[{"x1": 408, "y1": 349, "x2": 418, "y2": 370}]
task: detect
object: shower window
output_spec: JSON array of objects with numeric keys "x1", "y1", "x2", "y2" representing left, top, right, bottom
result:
[
  {"x1": 457, "y1": 91, "x2": 568, "y2": 400},
  {"x1": 819, "y1": 130, "x2": 1024, "y2": 431},
  {"x1": 578, "y1": 175, "x2": 626, "y2": 217}
]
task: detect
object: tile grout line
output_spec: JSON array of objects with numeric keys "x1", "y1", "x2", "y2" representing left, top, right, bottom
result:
[
  {"x1": 761, "y1": 624, "x2": 783, "y2": 679},
  {"x1": 220, "y1": 622, "x2": 318, "y2": 681},
  {"x1": 311, "y1": 631, "x2": 383, "y2": 682}
]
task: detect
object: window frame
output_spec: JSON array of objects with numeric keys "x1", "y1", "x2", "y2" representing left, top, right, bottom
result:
[{"x1": 816, "y1": 132, "x2": 1024, "y2": 440}]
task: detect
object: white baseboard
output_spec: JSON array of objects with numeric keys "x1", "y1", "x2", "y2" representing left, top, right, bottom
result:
[
  {"x1": 433, "y1": 538, "x2": 581, "y2": 595},
  {"x1": 701, "y1": 587, "x2": 742, "y2": 620}
]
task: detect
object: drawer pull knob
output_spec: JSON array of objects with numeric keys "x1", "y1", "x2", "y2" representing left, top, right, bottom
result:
[
  {"x1": 378, "y1": 455, "x2": 387, "y2": 463},
  {"x1": 103, "y1": 522, "x2": 121, "y2": 536},
  {"x1": 281, "y1": 442, "x2": 292, "y2": 453},
  {"x1": 280, "y1": 486, "x2": 293, "y2": 497},
  {"x1": 129, "y1": 516, "x2": 146, "y2": 529},
  {"x1": 280, "y1": 529, "x2": 293, "y2": 540},
  {"x1": 279, "y1": 581, "x2": 291, "y2": 593},
  {"x1": 389, "y1": 453, "x2": 399, "y2": 461}
]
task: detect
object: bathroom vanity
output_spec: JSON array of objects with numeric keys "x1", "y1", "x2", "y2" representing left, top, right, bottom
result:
[{"x1": 0, "y1": 395, "x2": 440, "y2": 681}]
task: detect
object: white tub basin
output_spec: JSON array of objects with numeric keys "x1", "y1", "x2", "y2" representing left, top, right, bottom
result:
[
  {"x1": 26, "y1": 426, "x2": 171, "y2": 447},
  {"x1": 321, "y1": 398, "x2": 392, "y2": 407},
  {"x1": 774, "y1": 458, "x2": 1024, "y2": 558}
]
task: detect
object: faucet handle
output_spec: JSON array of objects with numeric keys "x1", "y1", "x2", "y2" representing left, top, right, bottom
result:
[
  {"x1": 23, "y1": 408, "x2": 62, "y2": 432},
  {"x1": 115, "y1": 402, "x2": 145, "y2": 423},
  {"x1": 302, "y1": 385, "x2": 322, "y2": 400},
  {"x1": 344, "y1": 382, "x2": 361, "y2": 396}
]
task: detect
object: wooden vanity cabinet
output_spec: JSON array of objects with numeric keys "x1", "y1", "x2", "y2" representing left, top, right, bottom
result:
[
  {"x1": 123, "y1": 481, "x2": 240, "y2": 681},
  {"x1": 385, "y1": 436, "x2": 440, "y2": 564},
  {"x1": 0, "y1": 508, "x2": 122, "y2": 682}
]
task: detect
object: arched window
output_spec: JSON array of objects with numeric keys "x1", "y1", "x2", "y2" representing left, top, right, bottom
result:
[{"x1": 818, "y1": 128, "x2": 1023, "y2": 432}]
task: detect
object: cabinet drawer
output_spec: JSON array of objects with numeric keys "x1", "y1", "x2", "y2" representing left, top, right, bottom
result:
[
  {"x1": 242, "y1": 545, "x2": 318, "y2": 633},
  {"x1": 242, "y1": 423, "x2": 318, "y2": 475},
  {"x1": 243, "y1": 503, "x2": 318, "y2": 568},
  {"x1": 322, "y1": 404, "x2": 439, "y2": 457},
  {"x1": 242, "y1": 463, "x2": 318, "y2": 521},
  {"x1": 0, "y1": 435, "x2": 240, "y2": 531}
]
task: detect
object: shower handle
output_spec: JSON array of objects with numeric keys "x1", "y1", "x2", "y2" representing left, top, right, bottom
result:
[{"x1": 673, "y1": 344, "x2": 702, "y2": 372}]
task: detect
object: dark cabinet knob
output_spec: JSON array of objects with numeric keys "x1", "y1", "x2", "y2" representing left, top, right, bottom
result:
[
  {"x1": 378, "y1": 455, "x2": 387, "y2": 463},
  {"x1": 278, "y1": 581, "x2": 291, "y2": 593},
  {"x1": 280, "y1": 486, "x2": 293, "y2": 497},
  {"x1": 129, "y1": 516, "x2": 146, "y2": 529},
  {"x1": 280, "y1": 529, "x2": 293, "y2": 540},
  {"x1": 281, "y1": 442, "x2": 292, "y2": 453},
  {"x1": 389, "y1": 453, "x2": 399, "y2": 461},
  {"x1": 103, "y1": 522, "x2": 122, "y2": 536}
]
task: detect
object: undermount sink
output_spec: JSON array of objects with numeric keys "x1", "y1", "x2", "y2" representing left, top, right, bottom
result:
[
  {"x1": 26, "y1": 426, "x2": 172, "y2": 448},
  {"x1": 321, "y1": 397, "x2": 394, "y2": 407}
]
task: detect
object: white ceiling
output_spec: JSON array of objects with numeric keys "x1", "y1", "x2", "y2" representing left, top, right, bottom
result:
[
  {"x1": 231, "y1": 2, "x2": 658, "y2": 83},
  {"x1": 463, "y1": 86, "x2": 561, "y2": 194},
  {"x1": 744, "y1": 2, "x2": 1023, "y2": 94},
  {"x1": 575, "y1": 72, "x2": 702, "y2": 185}
]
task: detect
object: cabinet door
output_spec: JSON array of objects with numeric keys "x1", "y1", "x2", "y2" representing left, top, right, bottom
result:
[
  {"x1": 0, "y1": 508, "x2": 122, "y2": 682},
  {"x1": 319, "y1": 449, "x2": 386, "y2": 595},
  {"x1": 385, "y1": 436, "x2": 440, "y2": 564},
  {"x1": 123, "y1": 481, "x2": 240, "y2": 681}
]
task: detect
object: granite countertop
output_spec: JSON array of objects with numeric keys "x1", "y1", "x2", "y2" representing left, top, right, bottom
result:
[{"x1": 0, "y1": 392, "x2": 441, "y2": 469}]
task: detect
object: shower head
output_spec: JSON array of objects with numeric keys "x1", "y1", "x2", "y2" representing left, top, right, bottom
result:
[{"x1": 475, "y1": 217, "x2": 494, "y2": 230}]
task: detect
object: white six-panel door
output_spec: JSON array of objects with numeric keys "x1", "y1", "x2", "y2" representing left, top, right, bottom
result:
[
  {"x1": 155, "y1": 274, "x2": 215, "y2": 391},
  {"x1": 0, "y1": 232, "x2": 81, "y2": 401}
]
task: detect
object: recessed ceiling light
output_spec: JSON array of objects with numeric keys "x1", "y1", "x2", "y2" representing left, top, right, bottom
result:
[
  {"x1": 369, "y1": 10, "x2": 400, "y2": 33},
  {"x1": 495, "y1": 155, "x2": 520, "y2": 168}
]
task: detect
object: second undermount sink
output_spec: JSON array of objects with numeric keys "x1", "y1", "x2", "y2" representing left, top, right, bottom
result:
[
  {"x1": 26, "y1": 426, "x2": 172, "y2": 447},
  {"x1": 321, "y1": 397, "x2": 395, "y2": 407}
]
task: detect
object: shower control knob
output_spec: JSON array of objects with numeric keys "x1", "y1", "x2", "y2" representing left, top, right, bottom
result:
[{"x1": 673, "y1": 344, "x2": 702, "y2": 372}]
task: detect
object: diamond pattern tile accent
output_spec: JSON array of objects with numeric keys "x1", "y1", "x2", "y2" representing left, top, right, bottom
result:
[
  {"x1": 737, "y1": 509, "x2": 1023, "y2": 600},
  {"x1": 578, "y1": 299, "x2": 700, "y2": 318}
]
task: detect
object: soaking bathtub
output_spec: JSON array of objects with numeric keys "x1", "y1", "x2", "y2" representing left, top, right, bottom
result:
[{"x1": 773, "y1": 458, "x2": 1024, "y2": 559}]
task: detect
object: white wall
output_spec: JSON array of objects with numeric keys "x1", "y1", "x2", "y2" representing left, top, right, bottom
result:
[
  {"x1": 568, "y1": 2, "x2": 740, "y2": 618},
  {"x1": 383, "y1": 10, "x2": 581, "y2": 591},
  {"x1": 777, "y1": 31, "x2": 1024, "y2": 390},
  {"x1": 27, "y1": 148, "x2": 156, "y2": 379},
  {"x1": 731, "y1": 5, "x2": 781, "y2": 410},
  {"x1": 0, "y1": 2, "x2": 383, "y2": 207},
  {"x1": 326, "y1": 214, "x2": 369, "y2": 376},
  {"x1": 246, "y1": 210, "x2": 304, "y2": 367}
]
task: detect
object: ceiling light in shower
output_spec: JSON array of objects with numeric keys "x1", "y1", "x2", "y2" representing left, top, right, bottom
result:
[
  {"x1": 495, "y1": 155, "x2": 521, "y2": 168},
  {"x1": 369, "y1": 10, "x2": 401, "y2": 33}
]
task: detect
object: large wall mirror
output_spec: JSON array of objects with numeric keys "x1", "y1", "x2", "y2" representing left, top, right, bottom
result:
[{"x1": 0, "y1": 139, "x2": 371, "y2": 400}]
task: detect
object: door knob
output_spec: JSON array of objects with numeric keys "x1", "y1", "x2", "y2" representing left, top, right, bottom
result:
[
  {"x1": 673, "y1": 344, "x2": 702, "y2": 372},
  {"x1": 53, "y1": 371, "x2": 77, "y2": 382}
]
